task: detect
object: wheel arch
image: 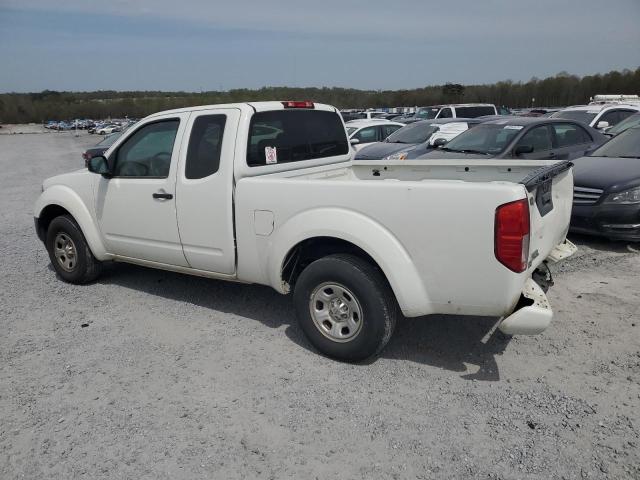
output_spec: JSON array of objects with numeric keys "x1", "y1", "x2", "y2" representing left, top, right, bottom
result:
[
  {"x1": 268, "y1": 208, "x2": 432, "y2": 317},
  {"x1": 35, "y1": 185, "x2": 109, "y2": 259}
]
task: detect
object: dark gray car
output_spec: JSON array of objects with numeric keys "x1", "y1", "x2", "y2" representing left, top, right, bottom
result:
[
  {"x1": 355, "y1": 118, "x2": 478, "y2": 160},
  {"x1": 415, "y1": 117, "x2": 607, "y2": 161}
]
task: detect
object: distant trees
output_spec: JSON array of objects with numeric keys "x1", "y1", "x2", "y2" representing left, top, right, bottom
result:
[{"x1": 1, "y1": 67, "x2": 638, "y2": 123}]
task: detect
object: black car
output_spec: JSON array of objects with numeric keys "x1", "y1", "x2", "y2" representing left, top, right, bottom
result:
[
  {"x1": 355, "y1": 118, "x2": 479, "y2": 160},
  {"x1": 571, "y1": 126, "x2": 640, "y2": 241},
  {"x1": 415, "y1": 117, "x2": 606, "y2": 161},
  {"x1": 82, "y1": 132, "x2": 123, "y2": 166}
]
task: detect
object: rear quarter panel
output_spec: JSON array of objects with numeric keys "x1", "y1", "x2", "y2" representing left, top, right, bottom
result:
[{"x1": 235, "y1": 175, "x2": 532, "y2": 317}]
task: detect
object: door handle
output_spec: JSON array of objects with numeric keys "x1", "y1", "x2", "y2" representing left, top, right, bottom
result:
[{"x1": 152, "y1": 192, "x2": 173, "y2": 200}]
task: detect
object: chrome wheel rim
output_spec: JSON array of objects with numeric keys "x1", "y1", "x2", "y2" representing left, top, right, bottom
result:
[
  {"x1": 53, "y1": 232, "x2": 77, "y2": 272},
  {"x1": 309, "y1": 282, "x2": 363, "y2": 342}
]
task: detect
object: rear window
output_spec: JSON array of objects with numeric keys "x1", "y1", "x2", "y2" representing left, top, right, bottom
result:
[
  {"x1": 455, "y1": 106, "x2": 496, "y2": 118},
  {"x1": 247, "y1": 110, "x2": 349, "y2": 167}
]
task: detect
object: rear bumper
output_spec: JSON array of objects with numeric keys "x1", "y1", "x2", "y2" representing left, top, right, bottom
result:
[
  {"x1": 498, "y1": 278, "x2": 552, "y2": 335},
  {"x1": 571, "y1": 203, "x2": 640, "y2": 241}
]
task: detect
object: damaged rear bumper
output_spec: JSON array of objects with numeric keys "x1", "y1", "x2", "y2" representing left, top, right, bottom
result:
[
  {"x1": 498, "y1": 278, "x2": 552, "y2": 335},
  {"x1": 498, "y1": 240, "x2": 577, "y2": 335}
]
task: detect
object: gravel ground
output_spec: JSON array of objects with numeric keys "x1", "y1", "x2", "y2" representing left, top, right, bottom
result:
[{"x1": 1, "y1": 128, "x2": 639, "y2": 479}]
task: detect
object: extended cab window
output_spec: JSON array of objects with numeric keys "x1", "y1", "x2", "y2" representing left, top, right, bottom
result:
[
  {"x1": 114, "y1": 119, "x2": 179, "y2": 177},
  {"x1": 247, "y1": 110, "x2": 348, "y2": 167},
  {"x1": 185, "y1": 115, "x2": 226, "y2": 179}
]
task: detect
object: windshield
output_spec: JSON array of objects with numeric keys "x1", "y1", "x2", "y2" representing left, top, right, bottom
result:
[
  {"x1": 550, "y1": 109, "x2": 598, "y2": 125},
  {"x1": 384, "y1": 123, "x2": 438, "y2": 144},
  {"x1": 415, "y1": 107, "x2": 440, "y2": 119},
  {"x1": 346, "y1": 127, "x2": 357, "y2": 135},
  {"x1": 606, "y1": 112, "x2": 640, "y2": 136},
  {"x1": 591, "y1": 127, "x2": 640, "y2": 158},
  {"x1": 96, "y1": 131, "x2": 123, "y2": 147},
  {"x1": 442, "y1": 123, "x2": 521, "y2": 154}
]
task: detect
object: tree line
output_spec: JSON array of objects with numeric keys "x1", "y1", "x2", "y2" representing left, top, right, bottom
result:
[{"x1": 1, "y1": 67, "x2": 638, "y2": 123}]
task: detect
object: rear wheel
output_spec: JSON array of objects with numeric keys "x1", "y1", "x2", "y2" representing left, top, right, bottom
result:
[
  {"x1": 293, "y1": 254, "x2": 397, "y2": 362},
  {"x1": 46, "y1": 215, "x2": 102, "y2": 284}
]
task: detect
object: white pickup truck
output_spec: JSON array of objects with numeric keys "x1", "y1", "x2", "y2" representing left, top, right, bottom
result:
[{"x1": 35, "y1": 101, "x2": 576, "y2": 361}]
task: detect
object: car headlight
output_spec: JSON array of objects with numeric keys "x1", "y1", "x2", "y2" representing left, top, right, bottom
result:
[
  {"x1": 604, "y1": 186, "x2": 640, "y2": 205},
  {"x1": 384, "y1": 151, "x2": 409, "y2": 161}
]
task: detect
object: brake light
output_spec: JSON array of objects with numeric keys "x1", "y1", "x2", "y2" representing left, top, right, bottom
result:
[
  {"x1": 281, "y1": 101, "x2": 314, "y2": 109},
  {"x1": 495, "y1": 198, "x2": 530, "y2": 272}
]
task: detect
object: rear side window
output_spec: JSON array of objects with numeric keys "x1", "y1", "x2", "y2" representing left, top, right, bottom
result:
[
  {"x1": 438, "y1": 108, "x2": 453, "y2": 118},
  {"x1": 382, "y1": 124, "x2": 402, "y2": 137},
  {"x1": 185, "y1": 115, "x2": 226, "y2": 179},
  {"x1": 552, "y1": 123, "x2": 591, "y2": 147},
  {"x1": 353, "y1": 126, "x2": 378, "y2": 143},
  {"x1": 455, "y1": 106, "x2": 496, "y2": 118},
  {"x1": 247, "y1": 110, "x2": 349, "y2": 167}
]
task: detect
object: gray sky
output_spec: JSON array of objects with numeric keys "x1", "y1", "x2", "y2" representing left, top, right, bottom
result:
[{"x1": 0, "y1": 0, "x2": 639, "y2": 92}]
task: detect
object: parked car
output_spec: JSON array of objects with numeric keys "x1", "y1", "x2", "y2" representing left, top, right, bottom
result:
[
  {"x1": 399, "y1": 104, "x2": 498, "y2": 124},
  {"x1": 82, "y1": 132, "x2": 124, "y2": 166},
  {"x1": 571, "y1": 125, "x2": 640, "y2": 241},
  {"x1": 34, "y1": 100, "x2": 575, "y2": 361},
  {"x1": 345, "y1": 120, "x2": 404, "y2": 151},
  {"x1": 415, "y1": 117, "x2": 606, "y2": 161},
  {"x1": 96, "y1": 124, "x2": 121, "y2": 135},
  {"x1": 603, "y1": 112, "x2": 640, "y2": 137},
  {"x1": 551, "y1": 104, "x2": 640, "y2": 131},
  {"x1": 354, "y1": 118, "x2": 480, "y2": 161}
]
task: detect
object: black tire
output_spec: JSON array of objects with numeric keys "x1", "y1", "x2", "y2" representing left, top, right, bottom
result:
[
  {"x1": 46, "y1": 215, "x2": 102, "y2": 284},
  {"x1": 293, "y1": 254, "x2": 397, "y2": 362}
]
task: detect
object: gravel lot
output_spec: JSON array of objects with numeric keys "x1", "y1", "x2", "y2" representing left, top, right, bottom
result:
[{"x1": 1, "y1": 127, "x2": 639, "y2": 479}]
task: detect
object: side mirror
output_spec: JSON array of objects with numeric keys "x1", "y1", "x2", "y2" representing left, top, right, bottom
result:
[
  {"x1": 514, "y1": 144, "x2": 534, "y2": 156},
  {"x1": 87, "y1": 155, "x2": 111, "y2": 177},
  {"x1": 349, "y1": 138, "x2": 360, "y2": 146},
  {"x1": 596, "y1": 120, "x2": 610, "y2": 130},
  {"x1": 432, "y1": 137, "x2": 448, "y2": 148}
]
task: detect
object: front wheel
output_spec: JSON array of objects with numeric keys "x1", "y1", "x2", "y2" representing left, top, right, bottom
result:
[
  {"x1": 293, "y1": 254, "x2": 397, "y2": 362},
  {"x1": 46, "y1": 215, "x2": 102, "y2": 284}
]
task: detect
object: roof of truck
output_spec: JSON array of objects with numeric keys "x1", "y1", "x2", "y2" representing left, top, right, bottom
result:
[{"x1": 146, "y1": 101, "x2": 337, "y2": 118}]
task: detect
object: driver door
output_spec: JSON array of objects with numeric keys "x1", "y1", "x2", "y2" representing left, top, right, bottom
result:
[{"x1": 95, "y1": 113, "x2": 190, "y2": 266}]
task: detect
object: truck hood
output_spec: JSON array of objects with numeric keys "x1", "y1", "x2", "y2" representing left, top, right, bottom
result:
[
  {"x1": 572, "y1": 156, "x2": 640, "y2": 193},
  {"x1": 355, "y1": 142, "x2": 418, "y2": 160},
  {"x1": 43, "y1": 169, "x2": 89, "y2": 190}
]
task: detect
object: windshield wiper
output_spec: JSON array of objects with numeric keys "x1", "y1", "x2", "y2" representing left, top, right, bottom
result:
[
  {"x1": 441, "y1": 147, "x2": 490, "y2": 155},
  {"x1": 618, "y1": 155, "x2": 640, "y2": 159}
]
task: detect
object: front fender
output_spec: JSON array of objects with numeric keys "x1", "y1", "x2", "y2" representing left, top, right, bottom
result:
[
  {"x1": 34, "y1": 185, "x2": 110, "y2": 260},
  {"x1": 267, "y1": 207, "x2": 433, "y2": 317}
]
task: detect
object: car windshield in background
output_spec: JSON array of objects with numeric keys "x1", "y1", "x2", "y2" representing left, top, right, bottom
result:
[
  {"x1": 96, "y1": 132, "x2": 123, "y2": 147},
  {"x1": 590, "y1": 127, "x2": 640, "y2": 158},
  {"x1": 384, "y1": 123, "x2": 438, "y2": 144},
  {"x1": 455, "y1": 106, "x2": 495, "y2": 117},
  {"x1": 415, "y1": 108, "x2": 440, "y2": 119},
  {"x1": 550, "y1": 110, "x2": 598, "y2": 125},
  {"x1": 606, "y1": 112, "x2": 640, "y2": 136},
  {"x1": 246, "y1": 110, "x2": 349, "y2": 167},
  {"x1": 442, "y1": 123, "x2": 521, "y2": 154}
]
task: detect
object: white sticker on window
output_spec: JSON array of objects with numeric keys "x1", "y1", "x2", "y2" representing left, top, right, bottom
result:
[
  {"x1": 265, "y1": 146, "x2": 278, "y2": 164},
  {"x1": 504, "y1": 125, "x2": 524, "y2": 130}
]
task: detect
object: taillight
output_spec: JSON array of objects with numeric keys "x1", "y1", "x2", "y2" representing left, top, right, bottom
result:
[
  {"x1": 495, "y1": 198, "x2": 530, "y2": 272},
  {"x1": 281, "y1": 101, "x2": 314, "y2": 109}
]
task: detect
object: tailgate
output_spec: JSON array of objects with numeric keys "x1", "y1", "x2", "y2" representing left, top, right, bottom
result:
[{"x1": 520, "y1": 161, "x2": 574, "y2": 271}]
